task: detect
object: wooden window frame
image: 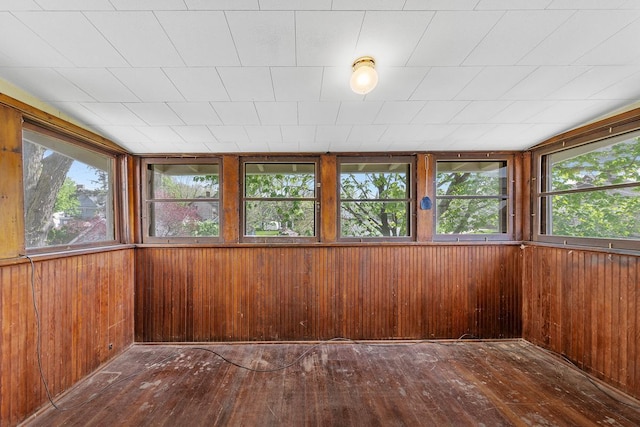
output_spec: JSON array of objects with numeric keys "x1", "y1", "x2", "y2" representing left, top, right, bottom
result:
[
  {"x1": 241, "y1": 156, "x2": 320, "y2": 244},
  {"x1": 337, "y1": 155, "x2": 415, "y2": 242},
  {"x1": 432, "y1": 153, "x2": 516, "y2": 242},
  {"x1": 141, "y1": 157, "x2": 222, "y2": 244},
  {"x1": 22, "y1": 121, "x2": 123, "y2": 254}
]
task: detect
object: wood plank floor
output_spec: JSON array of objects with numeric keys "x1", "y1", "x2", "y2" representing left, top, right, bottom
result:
[{"x1": 23, "y1": 340, "x2": 640, "y2": 426}]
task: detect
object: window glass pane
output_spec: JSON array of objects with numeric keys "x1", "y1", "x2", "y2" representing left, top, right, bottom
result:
[
  {"x1": 150, "y1": 164, "x2": 219, "y2": 199},
  {"x1": 548, "y1": 134, "x2": 640, "y2": 192},
  {"x1": 341, "y1": 201, "x2": 409, "y2": 237},
  {"x1": 339, "y1": 161, "x2": 411, "y2": 238},
  {"x1": 340, "y1": 163, "x2": 409, "y2": 200},
  {"x1": 146, "y1": 162, "x2": 220, "y2": 239},
  {"x1": 149, "y1": 201, "x2": 219, "y2": 237},
  {"x1": 436, "y1": 198, "x2": 507, "y2": 234},
  {"x1": 436, "y1": 161, "x2": 506, "y2": 196},
  {"x1": 543, "y1": 188, "x2": 640, "y2": 239},
  {"x1": 22, "y1": 129, "x2": 114, "y2": 249},
  {"x1": 245, "y1": 163, "x2": 315, "y2": 198},
  {"x1": 245, "y1": 200, "x2": 315, "y2": 237},
  {"x1": 435, "y1": 161, "x2": 508, "y2": 236}
]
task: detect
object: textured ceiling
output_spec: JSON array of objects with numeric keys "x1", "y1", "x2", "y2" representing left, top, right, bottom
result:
[{"x1": 1, "y1": 0, "x2": 640, "y2": 154}]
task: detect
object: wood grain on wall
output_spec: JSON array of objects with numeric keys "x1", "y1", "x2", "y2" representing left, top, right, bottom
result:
[
  {"x1": 135, "y1": 244, "x2": 522, "y2": 342},
  {"x1": 0, "y1": 249, "x2": 135, "y2": 426},
  {"x1": 522, "y1": 245, "x2": 640, "y2": 400}
]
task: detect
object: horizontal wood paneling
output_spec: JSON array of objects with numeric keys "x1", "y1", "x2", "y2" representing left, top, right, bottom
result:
[
  {"x1": 0, "y1": 249, "x2": 135, "y2": 426},
  {"x1": 522, "y1": 245, "x2": 640, "y2": 400},
  {"x1": 135, "y1": 245, "x2": 522, "y2": 342}
]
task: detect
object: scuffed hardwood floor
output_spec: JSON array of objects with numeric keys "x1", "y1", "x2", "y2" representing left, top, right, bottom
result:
[{"x1": 23, "y1": 340, "x2": 640, "y2": 426}]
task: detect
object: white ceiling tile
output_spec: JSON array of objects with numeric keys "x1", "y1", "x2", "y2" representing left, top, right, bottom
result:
[
  {"x1": 245, "y1": 125, "x2": 282, "y2": 142},
  {"x1": 332, "y1": 0, "x2": 404, "y2": 10},
  {"x1": 136, "y1": 126, "x2": 184, "y2": 143},
  {"x1": 451, "y1": 100, "x2": 512, "y2": 123},
  {"x1": 455, "y1": 66, "x2": 535, "y2": 100},
  {"x1": 0, "y1": 13, "x2": 72, "y2": 67},
  {"x1": 547, "y1": 0, "x2": 627, "y2": 9},
  {"x1": 211, "y1": 102, "x2": 260, "y2": 125},
  {"x1": 267, "y1": 141, "x2": 300, "y2": 152},
  {"x1": 56, "y1": 68, "x2": 138, "y2": 102},
  {"x1": 0, "y1": 1, "x2": 42, "y2": 11},
  {"x1": 448, "y1": 124, "x2": 496, "y2": 141},
  {"x1": 144, "y1": 140, "x2": 209, "y2": 153},
  {"x1": 411, "y1": 101, "x2": 469, "y2": 124},
  {"x1": 125, "y1": 103, "x2": 184, "y2": 126},
  {"x1": 156, "y1": 11, "x2": 239, "y2": 66},
  {"x1": 259, "y1": 0, "x2": 331, "y2": 10},
  {"x1": 168, "y1": 102, "x2": 222, "y2": 125},
  {"x1": 619, "y1": 0, "x2": 640, "y2": 8},
  {"x1": 503, "y1": 66, "x2": 590, "y2": 100},
  {"x1": 13, "y1": 12, "x2": 128, "y2": 67},
  {"x1": 519, "y1": 10, "x2": 640, "y2": 65},
  {"x1": 411, "y1": 67, "x2": 482, "y2": 100},
  {"x1": 300, "y1": 140, "x2": 332, "y2": 152},
  {"x1": 374, "y1": 101, "x2": 425, "y2": 124},
  {"x1": 296, "y1": 11, "x2": 364, "y2": 66},
  {"x1": 171, "y1": 126, "x2": 216, "y2": 143},
  {"x1": 298, "y1": 101, "x2": 340, "y2": 125},
  {"x1": 347, "y1": 125, "x2": 387, "y2": 142},
  {"x1": 575, "y1": 22, "x2": 640, "y2": 66},
  {"x1": 320, "y1": 66, "x2": 365, "y2": 101},
  {"x1": 336, "y1": 101, "x2": 384, "y2": 124},
  {"x1": 86, "y1": 11, "x2": 183, "y2": 66},
  {"x1": 489, "y1": 100, "x2": 556, "y2": 123},
  {"x1": 478, "y1": 124, "x2": 535, "y2": 144},
  {"x1": 528, "y1": 100, "x2": 619, "y2": 124},
  {"x1": 217, "y1": 67, "x2": 274, "y2": 101},
  {"x1": 590, "y1": 70, "x2": 640, "y2": 100},
  {"x1": 403, "y1": 0, "x2": 478, "y2": 10},
  {"x1": 364, "y1": 67, "x2": 429, "y2": 101},
  {"x1": 111, "y1": 0, "x2": 187, "y2": 10},
  {"x1": 204, "y1": 141, "x2": 241, "y2": 153},
  {"x1": 50, "y1": 102, "x2": 111, "y2": 125},
  {"x1": 271, "y1": 67, "x2": 322, "y2": 101},
  {"x1": 327, "y1": 139, "x2": 365, "y2": 151},
  {"x1": 34, "y1": 0, "x2": 114, "y2": 10},
  {"x1": 316, "y1": 125, "x2": 352, "y2": 143},
  {"x1": 185, "y1": 0, "x2": 259, "y2": 10},
  {"x1": 81, "y1": 102, "x2": 147, "y2": 125},
  {"x1": 421, "y1": 124, "x2": 459, "y2": 140},
  {"x1": 408, "y1": 11, "x2": 503, "y2": 66},
  {"x1": 464, "y1": 11, "x2": 572, "y2": 66},
  {"x1": 226, "y1": 11, "x2": 295, "y2": 66},
  {"x1": 281, "y1": 125, "x2": 316, "y2": 143},
  {"x1": 164, "y1": 68, "x2": 229, "y2": 102},
  {"x1": 255, "y1": 102, "x2": 298, "y2": 125},
  {"x1": 475, "y1": 0, "x2": 551, "y2": 9},
  {"x1": 110, "y1": 68, "x2": 184, "y2": 102},
  {"x1": 357, "y1": 11, "x2": 434, "y2": 66},
  {"x1": 95, "y1": 125, "x2": 152, "y2": 143},
  {"x1": 379, "y1": 124, "x2": 426, "y2": 142},
  {"x1": 0, "y1": 67, "x2": 92, "y2": 101},
  {"x1": 208, "y1": 125, "x2": 250, "y2": 143}
]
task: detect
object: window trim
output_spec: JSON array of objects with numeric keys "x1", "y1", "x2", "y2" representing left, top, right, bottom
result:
[
  {"x1": 240, "y1": 156, "x2": 319, "y2": 244},
  {"x1": 432, "y1": 153, "x2": 515, "y2": 242},
  {"x1": 337, "y1": 155, "x2": 415, "y2": 242},
  {"x1": 532, "y1": 130, "x2": 640, "y2": 251},
  {"x1": 22, "y1": 122, "x2": 122, "y2": 254},
  {"x1": 141, "y1": 157, "x2": 222, "y2": 244}
]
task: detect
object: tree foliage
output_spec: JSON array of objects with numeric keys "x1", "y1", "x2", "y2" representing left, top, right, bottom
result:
[{"x1": 546, "y1": 136, "x2": 640, "y2": 239}]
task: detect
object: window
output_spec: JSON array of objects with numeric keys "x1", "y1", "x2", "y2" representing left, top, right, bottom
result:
[
  {"x1": 22, "y1": 126, "x2": 116, "y2": 250},
  {"x1": 339, "y1": 158, "x2": 413, "y2": 239},
  {"x1": 435, "y1": 159, "x2": 509, "y2": 240},
  {"x1": 536, "y1": 131, "x2": 640, "y2": 249},
  {"x1": 243, "y1": 160, "x2": 317, "y2": 241},
  {"x1": 143, "y1": 159, "x2": 220, "y2": 243}
]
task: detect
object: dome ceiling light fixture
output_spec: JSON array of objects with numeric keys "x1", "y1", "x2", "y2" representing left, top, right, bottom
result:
[{"x1": 350, "y1": 56, "x2": 378, "y2": 95}]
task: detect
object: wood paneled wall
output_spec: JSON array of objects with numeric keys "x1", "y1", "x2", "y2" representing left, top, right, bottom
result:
[
  {"x1": 522, "y1": 245, "x2": 640, "y2": 400},
  {"x1": 0, "y1": 249, "x2": 135, "y2": 426},
  {"x1": 135, "y1": 244, "x2": 522, "y2": 342}
]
